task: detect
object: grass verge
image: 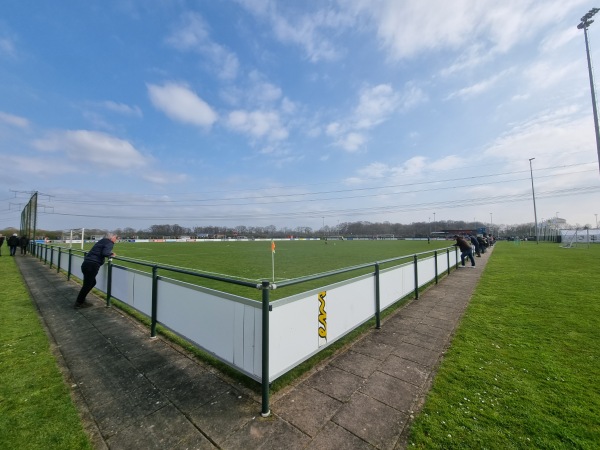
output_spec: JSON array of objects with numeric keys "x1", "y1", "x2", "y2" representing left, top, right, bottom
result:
[
  {"x1": 0, "y1": 255, "x2": 91, "y2": 449},
  {"x1": 408, "y1": 242, "x2": 600, "y2": 449}
]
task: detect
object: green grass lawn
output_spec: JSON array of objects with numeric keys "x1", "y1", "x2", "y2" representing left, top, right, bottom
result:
[
  {"x1": 408, "y1": 242, "x2": 600, "y2": 449},
  {"x1": 0, "y1": 255, "x2": 92, "y2": 449}
]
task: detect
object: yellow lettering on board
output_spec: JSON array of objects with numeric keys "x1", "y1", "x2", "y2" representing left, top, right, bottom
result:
[{"x1": 318, "y1": 291, "x2": 327, "y2": 339}]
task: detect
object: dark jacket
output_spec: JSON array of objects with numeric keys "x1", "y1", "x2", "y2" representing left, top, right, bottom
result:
[
  {"x1": 84, "y1": 238, "x2": 115, "y2": 266},
  {"x1": 7, "y1": 235, "x2": 19, "y2": 247},
  {"x1": 469, "y1": 235, "x2": 480, "y2": 251},
  {"x1": 454, "y1": 236, "x2": 472, "y2": 252}
]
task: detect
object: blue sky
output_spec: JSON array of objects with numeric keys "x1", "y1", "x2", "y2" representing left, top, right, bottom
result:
[{"x1": 1, "y1": 0, "x2": 600, "y2": 233}]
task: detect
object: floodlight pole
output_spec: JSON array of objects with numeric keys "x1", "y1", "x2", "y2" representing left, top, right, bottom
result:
[
  {"x1": 529, "y1": 158, "x2": 539, "y2": 244},
  {"x1": 578, "y1": 8, "x2": 600, "y2": 174}
]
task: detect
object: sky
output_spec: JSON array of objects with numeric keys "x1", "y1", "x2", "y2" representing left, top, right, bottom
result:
[{"x1": 1, "y1": 0, "x2": 600, "y2": 234}]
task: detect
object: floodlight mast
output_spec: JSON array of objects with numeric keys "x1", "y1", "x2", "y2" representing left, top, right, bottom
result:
[
  {"x1": 529, "y1": 158, "x2": 539, "y2": 244},
  {"x1": 578, "y1": 8, "x2": 600, "y2": 174}
]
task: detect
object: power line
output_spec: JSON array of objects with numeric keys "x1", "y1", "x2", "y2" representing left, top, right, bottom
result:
[
  {"x1": 39, "y1": 184, "x2": 600, "y2": 222},
  {"x1": 47, "y1": 165, "x2": 597, "y2": 207}
]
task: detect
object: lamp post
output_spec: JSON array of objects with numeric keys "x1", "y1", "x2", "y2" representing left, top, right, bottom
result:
[
  {"x1": 529, "y1": 158, "x2": 539, "y2": 244},
  {"x1": 490, "y1": 212, "x2": 493, "y2": 237},
  {"x1": 578, "y1": 8, "x2": 600, "y2": 174}
]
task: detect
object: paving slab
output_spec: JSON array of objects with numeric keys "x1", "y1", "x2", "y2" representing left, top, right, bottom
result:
[
  {"x1": 333, "y1": 392, "x2": 407, "y2": 450},
  {"x1": 305, "y1": 365, "x2": 366, "y2": 402},
  {"x1": 275, "y1": 385, "x2": 342, "y2": 437},
  {"x1": 15, "y1": 245, "x2": 493, "y2": 449}
]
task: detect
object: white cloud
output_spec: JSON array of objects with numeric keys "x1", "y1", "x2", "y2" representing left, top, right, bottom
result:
[
  {"x1": 350, "y1": 156, "x2": 433, "y2": 184},
  {"x1": 147, "y1": 82, "x2": 218, "y2": 128},
  {"x1": 0, "y1": 111, "x2": 29, "y2": 128},
  {"x1": 539, "y1": 26, "x2": 579, "y2": 53},
  {"x1": 101, "y1": 101, "x2": 143, "y2": 117},
  {"x1": 429, "y1": 155, "x2": 467, "y2": 171},
  {"x1": 395, "y1": 156, "x2": 428, "y2": 176},
  {"x1": 357, "y1": 162, "x2": 391, "y2": 178},
  {"x1": 142, "y1": 171, "x2": 188, "y2": 185},
  {"x1": 345, "y1": 0, "x2": 585, "y2": 63},
  {"x1": 236, "y1": 0, "x2": 354, "y2": 62},
  {"x1": 439, "y1": 44, "x2": 493, "y2": 77},
  {"x1": 166, "y1": 12, "x2": 239, "y2": 80},
  {"x1": 445, "y1": 70, "x2": 511, "y2": 100},
  {"x1": 227, "y1": 109, "x2": 288, "y2": 141},
  {"x1": 327, "y1": 83, "x2": 406, "y2": 152},
  {"x1": 336, "y1": 132, "x2": 366, "y2": 152},
  {"x1": 0, "y1": 37, "x2": 16, "y2": 58},
  {"x1": 33, "y1": 130, "x2": 148, "y2": 170},
  {"x1": 523, "y1": 60, "x2": 580, "y2": 91},
  {"x1": 354, "y1": 84, "x2": 399, "y2": 129},
  {"x1": 246, "y1": 71, "x2": 283, "y2": 105},
  {"x1": 484, "y1": 108, "x2": 592, "y2": 164},
  {"x1": 3, "y1": 155, "x2": 79, "y2": 176}
]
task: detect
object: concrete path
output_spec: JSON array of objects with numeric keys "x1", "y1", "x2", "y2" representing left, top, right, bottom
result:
[{"x1": 16, "y1": 248, "x2": 491, "y2": 449}]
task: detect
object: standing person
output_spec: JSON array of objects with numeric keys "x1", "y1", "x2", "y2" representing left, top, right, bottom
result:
[
  {"x1": 0, "y1": 234, "x2": 4, "y2": 256},
  {"x1": 469, "y1": 234, "x2": 481, "y2": 257},
  {"x1": 7, "y1": 233, "x2": 19, "y2": 256},
  {"x1": 454, "y1": 235, "x2": 476, "y2": 267},
  {"x1": 19, "y1": 235, "x2": 30, "y2": 255},
  {"x1": 477, "y1": 235, "x2": 487, "y2": 253},
  {"x1": 74, "y1": 233, "x2": 117, "y2": 309}
]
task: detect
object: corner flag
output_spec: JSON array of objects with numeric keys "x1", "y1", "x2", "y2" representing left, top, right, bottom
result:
[{"x1": 271, "y1": 240, "x2": 276, "y2": 281}]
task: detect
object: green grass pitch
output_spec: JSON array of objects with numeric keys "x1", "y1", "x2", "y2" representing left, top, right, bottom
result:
[{"x1": 101, "y1": 239, "x2": 454, "y2": 300}]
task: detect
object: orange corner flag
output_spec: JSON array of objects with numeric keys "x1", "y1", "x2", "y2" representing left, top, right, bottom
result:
[{"x1": 271, "y1": 240, "x2": 276, "y2": 253}]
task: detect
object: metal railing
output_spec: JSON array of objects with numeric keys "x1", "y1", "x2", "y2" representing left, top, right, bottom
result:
[{"x1": 32, "y1": 242, "x2": 459, "y2": 416}]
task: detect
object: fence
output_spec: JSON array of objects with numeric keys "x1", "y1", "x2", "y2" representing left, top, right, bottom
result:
[{"x1": 32, "y1": 242, "x2": 459, "y2": 416}]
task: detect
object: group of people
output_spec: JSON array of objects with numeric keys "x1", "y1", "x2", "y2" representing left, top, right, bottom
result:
[
  {"x1": 0, "y1": 233, "x2": 30, "y2": 256},
  {"x1": 454, "y1": 233, "x2": 495, "y2": 267}
]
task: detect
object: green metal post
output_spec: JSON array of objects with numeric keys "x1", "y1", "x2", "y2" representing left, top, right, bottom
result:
[
  {"x1": 106, "y1": 259, "x2": 113, "y2": 307},
  {"x1": 261, "y1": 280, "x2": 271, "y2": 417},
  {"x1": 151, "y1": 266, "x2": 158, "y2": 337},
  {"x1": 49, "y1": 246, "x2": 53, "y2": 268},
  {"x1": 375, "y1": 263, "x2": 381, "y2": 329},
  {"x1": 447, "y1": 248, "x2": 451, "y2": 275},
  {"x1": 413, "y1": 254, "x2": 419, "y2": 299},
  {"x1": 434, "y1": 250, "x2": 438, "y2": 284},
  {"x1": 57, "y1": 247, "x2": 61, "y2": 273},
  {"x1": 67, "y1": 249, "x2": 72, "y2": 281}
]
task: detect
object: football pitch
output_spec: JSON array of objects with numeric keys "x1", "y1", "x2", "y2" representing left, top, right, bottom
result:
[{"x1": 101, "y1": 239, "x2": 454, "y2": 300}]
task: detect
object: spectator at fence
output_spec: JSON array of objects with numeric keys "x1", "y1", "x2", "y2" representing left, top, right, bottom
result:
[
  {"x1": 7, "y1": 233, "x2": 19, "y2": 256},
  {"x1": 0, "y1": 234, "x2": 4, "y2": 256},
  {"x1": 74, "y1": 233, "x2": 117, "y2": 309},
  {"x1": 19, "y1": 235, "x2": 30, "y2": 255},
  {"x1": 469, "y1": 234, "x2": 481, "y2": 257},
  {"x1": 454, "y1": 235, "x2": 475, "y2": 267},
  {"x1": 477, "y1": 235, "x2": 487, "y2": 253}
]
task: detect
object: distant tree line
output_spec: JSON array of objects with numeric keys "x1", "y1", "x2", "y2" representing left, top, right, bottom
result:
[{"x1": 4, "y1": 219, "x2": 582, "y2": 241}]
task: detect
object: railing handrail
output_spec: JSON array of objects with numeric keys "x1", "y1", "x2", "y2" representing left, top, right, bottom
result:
[
  {"x1": 42, "y1": 244, "x2": 260, "y2": 288},
  {"x1": 36, "y1": 242, "x2": 455, "y2": 291}
]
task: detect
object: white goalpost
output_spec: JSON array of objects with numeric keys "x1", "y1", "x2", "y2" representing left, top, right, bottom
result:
[
  {"x1": 62, "y1": 228, "x2": 85, "y2": 249},
  {"x1": 560, "y1": 228, "x2": 599, "y2": 248}
]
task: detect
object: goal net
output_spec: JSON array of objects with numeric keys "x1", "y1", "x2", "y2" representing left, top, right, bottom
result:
[{"x1": 560, "y1": 229, "x2": 599, "y2": 248}]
